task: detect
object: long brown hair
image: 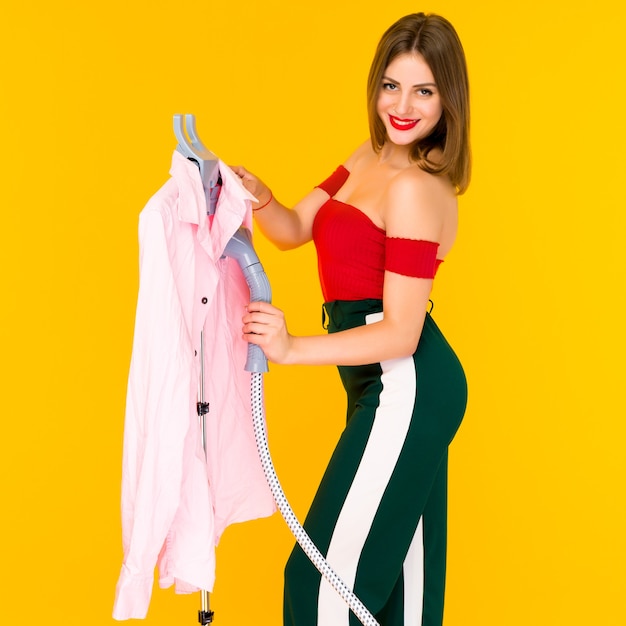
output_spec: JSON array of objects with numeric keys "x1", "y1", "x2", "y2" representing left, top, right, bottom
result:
[{"x1": 367, "y1": 13, "x2": 471, "y2": 194}]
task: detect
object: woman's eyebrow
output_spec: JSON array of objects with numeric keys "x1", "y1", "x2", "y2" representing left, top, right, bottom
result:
[{"x1": 382, "y1": 75, "x2": 437, "y2": 88}]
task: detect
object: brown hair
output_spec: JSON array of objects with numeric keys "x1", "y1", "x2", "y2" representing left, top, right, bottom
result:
[{"x1": 367, "y1": 13, "x2": 471, "y2": 194}]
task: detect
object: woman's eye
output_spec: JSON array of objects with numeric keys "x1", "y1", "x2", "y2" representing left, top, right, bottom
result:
[
  {"x1": 382, "y1": 82, "x2": 397, "y2": 91},
  {"x1": 418, "y1": 88, "x2": 433, "y2": 96}
]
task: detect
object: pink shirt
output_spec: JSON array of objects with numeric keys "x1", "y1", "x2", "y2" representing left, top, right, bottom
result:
[{"x1": 113, "y1": 151, "x2": 275, "y2": 620}]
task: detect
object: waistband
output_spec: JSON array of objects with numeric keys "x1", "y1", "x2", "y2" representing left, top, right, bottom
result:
[
  {"x1": 322, "y1": 299, "x2": 435, "y2": 332},
  {"x1": 322, "y1": 299, "x2": 383, "y2": 332}
]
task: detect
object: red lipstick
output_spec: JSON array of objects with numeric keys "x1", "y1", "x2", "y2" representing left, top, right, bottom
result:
[{"x1": 389, "y1": 115, "x2": 418, "y2": 131}]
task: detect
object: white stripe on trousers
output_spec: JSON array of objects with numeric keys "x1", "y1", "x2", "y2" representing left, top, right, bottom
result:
[
  {"x1": 317, "y1": 312, "x2": 425, "y2": 625},
  {"x1": 403, "y1": 517, "x2": 425, "y2": 625}
]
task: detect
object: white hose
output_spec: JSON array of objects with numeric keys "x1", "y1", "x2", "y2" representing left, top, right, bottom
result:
[
  {"x1": 223, "y1": 227, "x2": 377, "y2": 624},
  {"x1": 250, "y1": 372, "x2": 379, "y2": 626}
]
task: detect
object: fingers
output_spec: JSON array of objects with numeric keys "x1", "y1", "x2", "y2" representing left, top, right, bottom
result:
[
  {"x1": 231, "y1": 165, "x2": 259, "y2": 185},
  {"x1": 241, "y1": 304, "x2": 292, "y2": 364},
  {"x1": 246, "y1": 301, "x2": 275, "y2": 314},
  {"x1": 242, "y1": 303, "x2": 284, "y2": 340},
  {"x1": 242, "y1": 311, "x2": 281, "y2": 333},
  {"x1": 230, "y1": 165, "x2": 247, "y2": 178},
  {"x1": 230, "y1": 167, "x2": 271, "y2": 204},
  {"x1": 242, "y1": 322, "x2": 269, "y2": 343},
  {"x1": 231, "y1": 166, "x2": 256, "y2": 190},
  {"x1": 242, "y1": 304, "x2": 267, "y2": 332},
  {"x1": 242, "y1": 312, "x2": 273, "y2": 351}
]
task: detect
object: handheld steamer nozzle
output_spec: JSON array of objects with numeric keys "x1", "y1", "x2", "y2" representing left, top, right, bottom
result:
[{"x1": 222, "y1": 226, "x2": 272, "y2": 373}]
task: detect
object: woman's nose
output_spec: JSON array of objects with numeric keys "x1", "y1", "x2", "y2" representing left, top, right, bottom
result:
[{"x1": 393, "y1": 94, "x2": 413, "y2": 116}]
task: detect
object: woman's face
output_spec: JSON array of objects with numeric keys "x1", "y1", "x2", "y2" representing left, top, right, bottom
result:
[{"x1": 376, "y1": 52, "x2": 443, "y2": 148}]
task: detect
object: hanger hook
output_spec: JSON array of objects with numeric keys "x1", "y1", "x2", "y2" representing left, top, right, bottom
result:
[{"x1": 173, "y1": 114, "x2": 197, "y2": 160}]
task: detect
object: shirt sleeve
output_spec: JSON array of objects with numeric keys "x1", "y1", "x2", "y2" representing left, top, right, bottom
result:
[{"x1": 113, "y1": 208, "x2": 195, "y2": 620}]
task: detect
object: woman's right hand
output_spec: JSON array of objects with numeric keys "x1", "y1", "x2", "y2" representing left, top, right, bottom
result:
[
  {"x1": 231, "y1": 165, "x2": 273, "y2": 208},
  {"x1": 231, "y1": 164, "x2": 318, "y2": 250}
]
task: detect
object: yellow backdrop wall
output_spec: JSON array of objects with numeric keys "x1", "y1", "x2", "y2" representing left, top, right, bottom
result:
[{"x1": 1, "y1": 1, "x2": 624, "y2": 625}]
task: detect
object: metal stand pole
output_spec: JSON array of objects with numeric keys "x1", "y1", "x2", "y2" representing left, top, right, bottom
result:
[
  {"x1": 197, "y1": 330, "x2": 214, "y2": 625},
  {"x1": 199, "y1": 590, "x2": 213, "y2": 625}
]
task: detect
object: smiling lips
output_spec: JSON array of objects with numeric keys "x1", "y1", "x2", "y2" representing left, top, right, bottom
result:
[{"x1": 389, "y1": 115, "x2": 419, "y2": 131}]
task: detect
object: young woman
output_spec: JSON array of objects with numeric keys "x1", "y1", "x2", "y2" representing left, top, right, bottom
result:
[{"x1": 234, "y1": 12, "x2": 470, "y2": 626}]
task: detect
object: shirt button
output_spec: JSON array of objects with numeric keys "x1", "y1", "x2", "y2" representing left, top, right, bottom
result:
[{"x1": 201, "y1": 297, "x2": 208, "y2": 304}]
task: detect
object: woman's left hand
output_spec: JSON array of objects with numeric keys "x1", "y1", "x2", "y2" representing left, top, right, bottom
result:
[{"x1": 243, "y1": 302, "x2": 293, "y2": 364}]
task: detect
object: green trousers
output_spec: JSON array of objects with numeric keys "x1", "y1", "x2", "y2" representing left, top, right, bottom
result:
[{"x1": 284, "y1": 299, "x2": 467, "y2": 626}]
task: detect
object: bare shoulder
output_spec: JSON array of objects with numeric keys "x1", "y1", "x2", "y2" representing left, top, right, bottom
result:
[
  {"x1": 384, "y1": 167, "x2": 457, "y2": 240},
  {"x1": 344, "y1": 140, "x2": 373, "y2": 172},
  {"x1": 390, "y1": 166, "x2": 455, "y2": 207}
]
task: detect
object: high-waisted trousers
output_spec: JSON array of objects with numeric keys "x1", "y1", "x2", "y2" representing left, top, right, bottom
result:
[{"x1": 284, "y1": 299, "x2": 467, "y2": 626}]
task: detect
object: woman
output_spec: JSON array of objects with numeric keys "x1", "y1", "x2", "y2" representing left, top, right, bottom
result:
[{"x1": 235, "y1": 12, "x2": 470, "y2": 626}]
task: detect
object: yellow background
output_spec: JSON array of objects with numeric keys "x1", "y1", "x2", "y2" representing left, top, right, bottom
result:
[{"x1": 1, "y1": 1, "x2": 624, "y2": 624}]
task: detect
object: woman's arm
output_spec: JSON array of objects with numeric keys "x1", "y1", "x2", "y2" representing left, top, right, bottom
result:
[
  {"x1": 243, "y1": 168, "x2": 452, "y2": 366},
  {"x1": 232, "y1": 142, "x2": 369, "y2": 251},
  {"x1": 232, "y1": 166, "x2": 327, "y2": 250},
  {"x1": 244, "y1": 273, "x2": 433, "y2": 365}
]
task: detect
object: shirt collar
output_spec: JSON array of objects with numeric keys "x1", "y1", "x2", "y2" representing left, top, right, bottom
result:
[{"x1": 169, "y1": 150, "x2": 257, "y2": 226}]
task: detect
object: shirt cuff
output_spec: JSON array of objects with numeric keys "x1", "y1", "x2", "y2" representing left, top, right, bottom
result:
[{"x1": 112, "y1": 564, "x2": 153, "y2": 620}]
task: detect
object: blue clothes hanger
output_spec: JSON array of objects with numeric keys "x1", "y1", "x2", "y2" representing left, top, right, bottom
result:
[{"x1": 173, "y1": 114, "x2": 221, "y2": 213}]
